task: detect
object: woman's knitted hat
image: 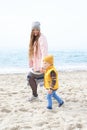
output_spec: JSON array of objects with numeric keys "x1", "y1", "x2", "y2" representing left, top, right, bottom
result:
[
  {"x1": 32, "y1": 21, "x2": 40, "y2": 30},
  {"x1": 43, "y1": 55, "x2": 54, "y2": 65}
]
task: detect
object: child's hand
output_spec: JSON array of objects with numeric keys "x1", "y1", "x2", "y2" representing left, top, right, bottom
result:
[
  {"x1": 48, "y1": 89, "x2": 52, "y2": 94},
  {"x1": 40, "y1": 68, "x2": 45, "y2": 73}
]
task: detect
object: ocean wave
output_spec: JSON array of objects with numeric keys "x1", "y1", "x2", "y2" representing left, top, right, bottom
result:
[{"x1": 0, "y1": 49, "x2": 87, "y2": 73}]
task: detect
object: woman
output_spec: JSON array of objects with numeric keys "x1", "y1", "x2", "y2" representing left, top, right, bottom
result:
[{"x1": 27, "y1": 21, "x2": 48, "y2": 101}]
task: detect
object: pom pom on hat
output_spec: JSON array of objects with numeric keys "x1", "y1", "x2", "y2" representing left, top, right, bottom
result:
[
  {"x1": 32, "y1": 21, "x2": 40, "y2": 30},
  {"x1": 43, "y1": 55, "x2": 54, "y2": 65}
]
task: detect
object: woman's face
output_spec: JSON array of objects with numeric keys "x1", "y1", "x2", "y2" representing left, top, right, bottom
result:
[{"x1": 33, "y1": 29, "x2": 40, "y2": 36}]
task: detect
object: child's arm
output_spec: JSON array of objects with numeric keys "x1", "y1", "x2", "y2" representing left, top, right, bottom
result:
[
  {"x1": 50, "y1": 70, "x2": 56, "y2": 89},
  {"x1": 48, "y1": 70, "x2": 57, "y2": 94}
]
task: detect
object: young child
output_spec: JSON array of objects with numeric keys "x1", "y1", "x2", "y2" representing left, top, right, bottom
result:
[{"x1": 42, "y1": 55, "x2": 64, "y2": 109}]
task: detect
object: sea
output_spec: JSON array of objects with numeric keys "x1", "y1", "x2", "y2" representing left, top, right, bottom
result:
[{"x1": 0, "y1": 48, "x2": 87, "y2": 74}]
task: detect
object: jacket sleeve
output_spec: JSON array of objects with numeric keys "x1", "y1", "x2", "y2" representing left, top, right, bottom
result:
[
  {"x1": 39, "y1": 35, "x2": 48, "y2": 67},
  {"x1": 50, "y1": 70, "x2": 57, "y2": 89}
]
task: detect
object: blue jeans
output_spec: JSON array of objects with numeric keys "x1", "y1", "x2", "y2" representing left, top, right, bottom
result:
[{"x1": 47, "y1": 91, "x2": 63, "y2": 108}]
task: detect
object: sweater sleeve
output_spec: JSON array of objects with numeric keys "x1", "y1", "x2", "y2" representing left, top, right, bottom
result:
[
  {"x1": 39, "y1": 35, "x2": 48, "y2": 67},
  {"x1": 29, "y1": 58, "x2": 33, "y2": 68}
]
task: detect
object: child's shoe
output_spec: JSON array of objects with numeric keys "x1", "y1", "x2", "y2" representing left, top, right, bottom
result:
[
  {"x1": 47, "y1": 106, "x2": 52, "y2": 109},
  {"x1": 58, "y1": 101, "x2": 64, "y2": 107}
]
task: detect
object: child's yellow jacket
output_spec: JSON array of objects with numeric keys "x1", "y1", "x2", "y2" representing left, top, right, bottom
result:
[{"x1": 44, "y1": 66, "x2": 59, "y2": 90}]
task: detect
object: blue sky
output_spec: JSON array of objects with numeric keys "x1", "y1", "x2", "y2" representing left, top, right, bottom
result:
[{"x1": 0, "y1": 0, "x2": 87, "y2": 51}]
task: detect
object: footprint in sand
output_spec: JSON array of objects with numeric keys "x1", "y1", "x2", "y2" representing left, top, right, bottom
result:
[
  {"x1": 18, "y1": 108, "x2": 28, "y2": 112},
  {"x1": 35, "y1": 121, "x2": 48, "y2": 127},
  {"x1": 1, "y1": 108, "x2": 11, "y2": 113}
]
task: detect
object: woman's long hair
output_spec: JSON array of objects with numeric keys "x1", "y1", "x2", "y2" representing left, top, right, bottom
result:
[{"x1": 29, "y1": 30, "x2": 40, "y2": 58}]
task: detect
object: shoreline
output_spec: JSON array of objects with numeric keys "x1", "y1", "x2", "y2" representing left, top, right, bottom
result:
[{"x1": 0, "y1": 69, "x2": 87, "y2": 75}]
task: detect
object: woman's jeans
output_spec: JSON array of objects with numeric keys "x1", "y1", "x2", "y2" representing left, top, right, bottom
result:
[
  {"x1": 27, "y1": 68, "x2": 44, "y2": 97},
  {"x1": 47, "y1": 91, "x2": 63, "y2": 108}
]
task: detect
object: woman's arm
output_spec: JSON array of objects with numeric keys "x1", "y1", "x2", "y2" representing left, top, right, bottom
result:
[
  {"x1": 29, "y1": 59, "x2": 33, "y2": 68},
  {"x1": 39, "y1": 34, "x2": 48, "y2": 67}
]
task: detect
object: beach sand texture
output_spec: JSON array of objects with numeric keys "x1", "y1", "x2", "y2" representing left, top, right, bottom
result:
[{"x1": 0, "y1": 71, "x2": 87, "y2": 130}]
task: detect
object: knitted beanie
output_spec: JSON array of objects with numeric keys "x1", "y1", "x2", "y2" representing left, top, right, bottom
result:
[
  {"x1": 43, "y1": 55, "x2": 54, "y2": 65},
  {"x1": 32, "y1": 21, "x2": 40, "y2": 30}
]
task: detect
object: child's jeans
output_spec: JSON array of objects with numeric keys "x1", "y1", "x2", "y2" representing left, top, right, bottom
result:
[{"x1": 47, "y1": 90, "x2": 63, "y2": 108}]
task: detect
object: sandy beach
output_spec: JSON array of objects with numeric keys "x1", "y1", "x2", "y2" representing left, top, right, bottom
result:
[{"x1": 0, "y1": 71, "x2": 87, "y2": 130}]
